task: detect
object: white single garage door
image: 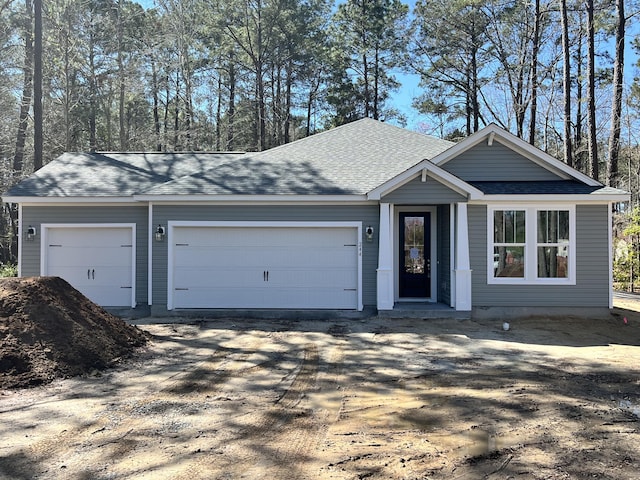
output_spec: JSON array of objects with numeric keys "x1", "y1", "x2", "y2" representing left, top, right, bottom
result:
[
  {"x1": 171, "y1": 226, "x2": 359, "y2": 309},
  {"x1": 44, "y1": 226, "x2": 134, "y2": 307}
]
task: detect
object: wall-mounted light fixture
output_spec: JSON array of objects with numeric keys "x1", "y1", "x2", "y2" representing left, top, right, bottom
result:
[
  {"x1": 155, "y1": 224, "x2": 166, "y2": 242},
  {"x1": 365, "y1": 225, "x2": 374, "y2": 242},
  {"x1": 26, "y1": 225, "x2": 36, "y2": 241}
]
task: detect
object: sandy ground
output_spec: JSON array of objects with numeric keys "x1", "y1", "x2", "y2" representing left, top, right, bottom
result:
[{"x1": 1, "y1": 307, "x2": 639, "y2": 479}]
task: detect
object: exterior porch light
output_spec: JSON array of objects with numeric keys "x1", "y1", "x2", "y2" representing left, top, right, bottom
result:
[
  {"x1": 26, "y1": 225, "x2": 36, "y2": 241},
  {"x1": 365, "y1": 225, "x2": 374, "y2": 242},
  {"x1": 155, "y1": 225, "x2": 166, "y2": 242}
]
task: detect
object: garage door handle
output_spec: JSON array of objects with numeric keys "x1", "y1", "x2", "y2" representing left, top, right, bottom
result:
[
  {"x1": 266, "y1": 270, "x2": 269, "y2": 282},
  {"x1": 87, "y1": 269, "x2": 90, "y2": 279},
  {"x1": 92, "y1": 269, "x2": 95, "y2": 280}
]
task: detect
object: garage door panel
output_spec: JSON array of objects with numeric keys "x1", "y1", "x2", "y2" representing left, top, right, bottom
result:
[
  {"x1": 175, "y1": 287, "x2": 356, "y2": 310},
  {"x1": 172, "y1": 226, "x2": 359, "y2": 310},
  {"x1": 48, "y1": 246, "x2": 132, "y2": 268},
  {"x1": 79, "y1": 285, "x2": 131, "y2": 307},
  {"x1": 174, "y1": 287, "x2": 268, "y2": 309},
  {"x1": 49, "y1": 228, "x2": 131, "y2": 247},
  {"x1": 174, "y1": 227, "x2": 356, "y2": 248},
  {"x1": 255, "y1": 287, "x2": 356, "y2": 309},
  {"x1": 173, "y1": 266, "x2": 267, "y2": 288},
  {"x1": 174, "y1": 247, "x2": 269, "y2": 268},
  {"x1": 265, "y1": 268, "x2": 357, "y2": 287}
]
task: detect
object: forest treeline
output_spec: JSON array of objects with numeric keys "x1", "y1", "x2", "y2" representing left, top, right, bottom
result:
[{"x1": 1, "y1": 0, "x2": 640, "y2": 263}]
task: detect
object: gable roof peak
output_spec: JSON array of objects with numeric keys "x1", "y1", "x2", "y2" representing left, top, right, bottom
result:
[{"x1": 434, "y1": 124, "x2": 602, "y2": 187}]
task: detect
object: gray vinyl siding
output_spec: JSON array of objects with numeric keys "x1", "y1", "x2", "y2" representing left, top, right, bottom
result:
[
  {"x1": 381, "y1": 176, "x2": 466, "y2": 204},
  {"x1": 20, "y1": 205, "x2": 149, "y2": 306},
  {"x1": 442, "y1": 142, "x2": 562, "y2": 181},
  {"x1": 468, "y1": 204, "x2": 609, "y2": 307},
  {"x1": 152, "y1": 204, "x2": 380, "y2": 308},
  {"x1": 437, "y1": 205, "x2": 451, "y2": 305}
]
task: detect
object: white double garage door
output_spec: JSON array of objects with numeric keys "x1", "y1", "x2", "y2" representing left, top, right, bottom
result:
[
  {"x1": 42, "y1": 223, "x2": 362, "y2": 310},
  {"x1": 169, "y1": 223, "x2": 362, "y2": 310}
]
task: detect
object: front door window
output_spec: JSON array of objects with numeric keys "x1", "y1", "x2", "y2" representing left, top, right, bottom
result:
[{"x1": 399, "y1": 212, "x2": 431, "y2": 298}]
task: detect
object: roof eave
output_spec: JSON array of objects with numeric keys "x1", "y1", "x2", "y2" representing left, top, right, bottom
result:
[
  {"x1": 2, "y1": 195, "x2": 136, "y2": 204},
  {"x1": 471, "y1": 193, "x2": 630, "y2": 203},
  {"x1": 135, "y1": 194, "x2": 372, "y2": 203}
]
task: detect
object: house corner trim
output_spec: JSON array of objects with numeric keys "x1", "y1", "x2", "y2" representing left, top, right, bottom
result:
[
  {"x1": 377, "y1": 203, "x2": 394, "y2": 310},
  {"x1": 455, "y1": 203, "x2": 472, "y2": 311}
]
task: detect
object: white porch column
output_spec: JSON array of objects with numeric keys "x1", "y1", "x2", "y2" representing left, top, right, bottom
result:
[
  {"x1": 455, "y1": 203, "x2": 472, "y2": 311},
  {"x1": 377, "y1": 202, "x2": 394, "y2": 310}
]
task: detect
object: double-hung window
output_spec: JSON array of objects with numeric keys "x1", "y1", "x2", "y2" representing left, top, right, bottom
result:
[{"x1": 488, "y1": 206, "x2": 575, "y2": 285}]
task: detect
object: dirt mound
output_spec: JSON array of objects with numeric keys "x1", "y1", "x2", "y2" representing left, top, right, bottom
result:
[{"x1": 0, "y1": 276, "x2": 149, "y2": 390}]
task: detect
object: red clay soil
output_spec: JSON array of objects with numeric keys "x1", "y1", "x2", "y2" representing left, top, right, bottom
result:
[{"x1": 0, "y1": 276, "x2": 148, "y2": 390}]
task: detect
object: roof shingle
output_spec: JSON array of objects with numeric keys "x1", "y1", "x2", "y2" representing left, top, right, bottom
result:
[{"x1": 4, "y1": 119, "x2": 454, "y2": 198}]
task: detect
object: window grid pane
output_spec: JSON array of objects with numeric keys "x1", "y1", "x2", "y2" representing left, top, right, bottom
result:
[
  {"x1": 494, "y1": 246, "x2": 525, "y2": 278},
  {"x1": 494, "y1": 210, "x2": 525, "y2": 245},
  {"x1": 536, "y1": 210, "x2": 570, "y2": 279}
]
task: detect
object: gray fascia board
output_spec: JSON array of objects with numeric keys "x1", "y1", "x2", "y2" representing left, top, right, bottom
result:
[
  {"x1": 2, "y1": 195, "x2": 137, "y2": 204},
  {"x1": 133, "y1": 194, "x2": 371, "y2": 203},
  {"x1": 472, "y1": 193, "x2": 630, "y2": 203}
]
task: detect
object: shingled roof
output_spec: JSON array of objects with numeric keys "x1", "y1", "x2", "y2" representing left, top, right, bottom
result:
[
  {"x1": 5, "y1": 152, "x2": 244, "y2": 197},
  {"x1": 469, "y1": 181, "x2": 628, "y2": 196},
  {"x1": 4, "y1": 119, "x2": 455, "y2": 198}
]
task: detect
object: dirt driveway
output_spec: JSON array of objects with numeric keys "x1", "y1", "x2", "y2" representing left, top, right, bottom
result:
[{"x1": 1, "y1": 311, "x2": 639, "y2": 480}]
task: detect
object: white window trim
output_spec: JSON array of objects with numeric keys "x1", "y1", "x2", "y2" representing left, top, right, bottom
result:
[{"x1": 487, "y1": 205, "x2": 576, "y2": 285}]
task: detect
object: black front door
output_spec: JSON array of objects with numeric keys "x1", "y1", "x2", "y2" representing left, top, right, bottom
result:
[{"x1": 399, "y1": 212, "x2": 431, "y2": 298}]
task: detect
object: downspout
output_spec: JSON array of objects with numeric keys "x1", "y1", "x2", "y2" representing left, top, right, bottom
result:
[
  {"x1": 608, "y1": 202, "x2": 613, "y2": 309},
  {"x1": 450, "y1": 203, "x2": 456, "y2": 308},
  {"x1": 148, "y1": 202, "x2": 153, "y2": 306},
  {"x1": 17, "y1": 203, "x2": 22, "y2": 277}
]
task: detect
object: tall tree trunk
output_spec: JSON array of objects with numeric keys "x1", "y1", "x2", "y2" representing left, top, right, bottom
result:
[
  {"x1": 63, "y1": 5, "x2": 72, "y2": 152},
  {"x1": 13, "y1": 0, "x2": 33, "y2": 177},
  {"x1": 255, "y1": 0, "x2": 266, "y2": 151},
  {"x1": 560, "y1": 0, "x2": 573, "y2": 166},
  {"x1": 607, "y1": 0, "x2": 625, "y2": 187},
  {"x1": 284, "y1": 58, "x2": 292, "y2": 144},
  {"x1": 117, "y1": 0, "x2": 126, "y2": 151},
  {"x1": 173, "y1": 72, "x2": 180, "y2": 150},
  {"x1": 586, "y1": 0, "x2": 598, "y2": 180},
  {"x1": 471, "y1": 43, "x2": 479, "y2": 133},
  {"x1": 181, "y1": 49, "x2": 193, "y2": 150},
  {"x1": 33, "y1": 0, "x2": 42, "y2": 170},
  {"x1": 361, "y1": 0, "x2": 369, "y2": 118},
  {"x1": 256, "y1": 67, "x2": 265, "y2": 151},
  {"x1": 528, "y1": 0, "x2": 540, "y2": 145},
  {"x1": 88, "y1": 22, "x2": 98, "y2": 152},
  {"x1": 215, "y1": 73, "x2": 222, "y2": 151},
  {"x1": 575, "y1": 34, "x2": 584, "y2": 172},
  {"x1": 151, "y1": 56, "x2": 161, "y2": 151},
  {"x1": 227, "y1": 58, "x2": 235, "y2": 150},
  {"x1": 373, "y1": 44, "x2": 380, "y2": 120},
  {"x1": 163, "y1": 77, "x2": 170, "y2": 150}
]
